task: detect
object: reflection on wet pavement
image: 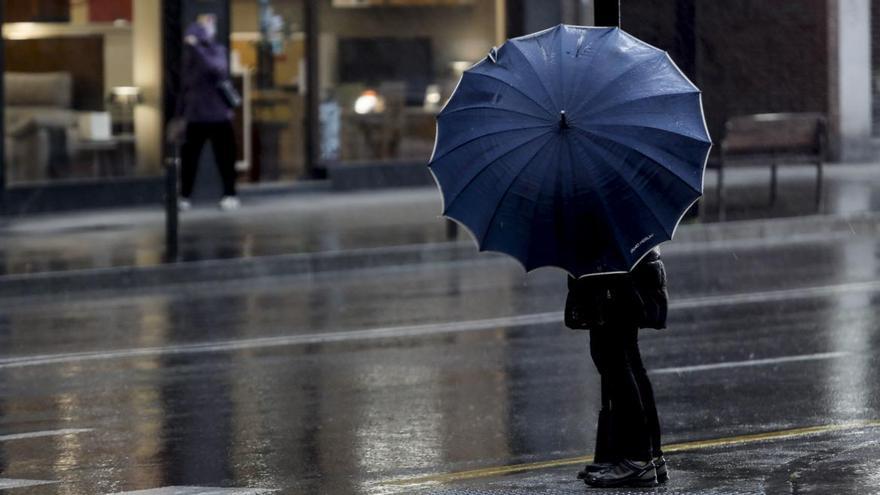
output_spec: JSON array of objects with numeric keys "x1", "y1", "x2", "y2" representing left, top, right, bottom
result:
[{"x1": 0, "y1": 229, "x2": 878, "y2": 492}]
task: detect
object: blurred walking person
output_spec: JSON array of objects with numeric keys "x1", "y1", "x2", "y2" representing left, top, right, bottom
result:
[
  {"x1": 565, "y1": 248, "x2": 669, "y2": 488},
  {"x1": 176, "y1": 14, "x2": 240, "y2": 211}
]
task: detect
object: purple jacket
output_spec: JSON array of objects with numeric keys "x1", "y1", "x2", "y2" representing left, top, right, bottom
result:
[{"x1": 178, "y1": 23, "x2": 233, "y2": 123}]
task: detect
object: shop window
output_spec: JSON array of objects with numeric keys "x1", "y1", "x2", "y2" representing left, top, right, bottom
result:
[
  {"x1": 2, "y1": 0, "x2": 159, "y2": 185},
  {"x1": 229, "y1": 0, "x2": 501, "y2": 181},
  {"x1": 320, "y1": 0, "x2": 500, "y2": 165}
]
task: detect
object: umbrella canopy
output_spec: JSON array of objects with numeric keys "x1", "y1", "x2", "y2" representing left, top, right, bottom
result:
[{"x1": 429, "y1": 25, "x2": 712, "y2": 277}]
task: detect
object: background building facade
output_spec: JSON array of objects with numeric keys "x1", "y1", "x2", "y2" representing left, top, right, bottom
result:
[{"x1": 0, "y1": 0, "x2": 875, "y2": 213}]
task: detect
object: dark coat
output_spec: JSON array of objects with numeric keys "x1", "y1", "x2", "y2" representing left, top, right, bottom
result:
[
  {"x1": 177, "y1": 23, "x2": 233, "y2": 123},
  {"x1": 564, "y1": 249, "x2": 668, "y2": 330}
]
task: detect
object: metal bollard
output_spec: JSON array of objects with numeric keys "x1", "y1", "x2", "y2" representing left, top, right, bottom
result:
[{"x1": 164, "y1": 146, "x2": 180, "y2": 262}]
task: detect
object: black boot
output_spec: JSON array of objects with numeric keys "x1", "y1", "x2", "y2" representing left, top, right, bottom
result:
[
  {"x1": 593, "y1": 406, "x2": 615, "y2": 463},
  {"x1": 577, "y1": 462, "x2": 615, "y2": 480},
  {"x1": 654, "y1": 455, "x2": 669, "y2": 483},
  {"x1": 578, "y1": 405, "x2": 617, "y2": 479},
  {"x1": 584, "y1": 459, "x2": 657, "y2": 488}
]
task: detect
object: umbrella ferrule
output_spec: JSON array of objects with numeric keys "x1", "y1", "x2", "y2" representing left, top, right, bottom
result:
[{"x1": 559, "y1": 111, "x2": 570, "y2": 130}]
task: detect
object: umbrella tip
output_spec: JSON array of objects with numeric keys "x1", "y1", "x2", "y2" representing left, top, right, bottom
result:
[{"x1": 559, "y1": 110, "x2": 570, "y2": 130}]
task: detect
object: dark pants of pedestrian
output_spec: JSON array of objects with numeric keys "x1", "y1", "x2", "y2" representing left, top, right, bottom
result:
[
  {"x1": 590, "y1": 326, "x2": 662, "y2": 462},
  {"x1": 181, "y1": 121, "x2": 237, "y2": 199}
]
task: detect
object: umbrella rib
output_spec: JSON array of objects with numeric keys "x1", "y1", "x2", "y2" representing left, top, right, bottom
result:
[
  {"x1": 520, "y1": 149, "x2": 558, "y2": 271},
  {"x1": 567, "y1": 135, "x2": 633, "y2": 269},
  {"x1": 439, "y1": 130, "x2": 555, "y2": 214},
  {"x1": 507, "y1": 41, "x2": 561, "y2": 112},
  {"x1": 478, "y1": 134, "x2": 559, "y2": 244},
  {"x1": 572, "y1": 126, "x2": 703, "y2": 195},
  {"x1": 522, "y1": 135, "x2": 572, "y2": 272},
  {"x1": 440, "y1": 104, "x2": 551, "y2": 122},
  {"x1": 570, "y1": 53, "x2": 667, "y2": 117},
  {"x1": 584, "y1": 90, "x2": 701, "y2": 120},
  {"x1": 464, "y1": 71, "x2": 555, "y2": 118},
  {"x1": 429, "y1": 124, "x2": 553, "y2": 166},
  {"x1": 576, "y1": 131, "x2": 676, "y2": 239},
  {"x1": 563, "y1": 27, "x2": 617, "y2": 111},
  {"x1": 580, "y1": 121, "x2": 711, "y2": 145},
  {"x1": 559, "y1": 27, "x2": 566, "y2": 119}
]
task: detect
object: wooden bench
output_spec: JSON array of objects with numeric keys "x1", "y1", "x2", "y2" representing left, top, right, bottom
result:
[{"x1": 717, "y1": 112, "x2": 827, "y2": 221}]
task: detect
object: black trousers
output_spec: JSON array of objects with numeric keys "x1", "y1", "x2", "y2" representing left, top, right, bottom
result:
[
  {"x1": 589, "y1": 326, "x2": 662, "y2": 462},
  {"x1": 181, "y1": 121, "x2": 237, "y2": 198}
]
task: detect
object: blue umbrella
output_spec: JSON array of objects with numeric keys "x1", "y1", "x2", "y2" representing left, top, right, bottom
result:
[{"x1": 429, "y1": 25, "x2": 712, "y2": 277}]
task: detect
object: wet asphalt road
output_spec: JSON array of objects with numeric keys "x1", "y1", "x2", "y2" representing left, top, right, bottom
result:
[{"x1": 0, "y1": 232, "x2": 879, "y2": 493}]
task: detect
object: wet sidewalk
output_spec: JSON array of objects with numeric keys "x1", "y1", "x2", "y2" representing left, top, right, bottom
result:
[
  {"x1": 393, "y1": 423, "x2": 880, "y2": 494},
  {"x1": 0, "y1": 162, "x2": 879, "y2": 279}
]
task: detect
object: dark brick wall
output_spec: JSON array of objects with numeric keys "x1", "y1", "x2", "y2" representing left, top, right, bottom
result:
[
  {"x1": 622, "y1": 0, "x2": 686, "y2": 73},
  {"x1": 622, "y1": 0, "x2": 830, "y2": 148}
]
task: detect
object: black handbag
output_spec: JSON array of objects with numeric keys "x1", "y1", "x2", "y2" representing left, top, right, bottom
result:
[
  {"x1": 565, "y1": 274, "x2": 642, "y2": 330},
  {"x1": 564, "y1": 251, "x2": 668, "y2": 330},
  {"x1": 631, "y1": 256, "x2": 668, "y2": 329},
  {"x1": 217, "y1": 79, "x2": 242, "y2": 108}
]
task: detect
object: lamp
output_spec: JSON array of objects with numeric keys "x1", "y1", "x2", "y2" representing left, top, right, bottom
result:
[
  {"x1": 108, "y1": 86, "x2": 142, "y2": 135},
  {"x1": 424, "y1": 84, "x2": 442, "y2": 112},
  {"x1": 109, "y1": 86, "x2": 143, "y2": 106},
  {"x1": 450, "y1": 61, "x2": 472, "y2": 76},
  {"x1": 354, "y1": 89, "x2": 385, "y2": 114},
  {"x1": 107, "y1": 86, "x2": 143, "y2": 173}
]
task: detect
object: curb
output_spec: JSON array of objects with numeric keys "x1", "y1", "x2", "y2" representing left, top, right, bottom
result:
[
  {"x1": 0, "y1": 242, "x2": 484, "y2": 300},
  {"x1": 2, "y1": 211, "x2": 880, "y2": 300}
]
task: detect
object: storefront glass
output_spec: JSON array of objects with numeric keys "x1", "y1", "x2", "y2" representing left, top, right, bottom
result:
[
  {"x1": 1, "y1": 0, "x2": 503, "y2": 188},
  {"x1": 230, "y1": 0, "x2": 502, "y2": 182},
  {"x1": 320, "y1": 0, "x2": 502, "y2": 166},
  {"x1": 2, "y1": 0, "x2": 161, "y2": 186}
]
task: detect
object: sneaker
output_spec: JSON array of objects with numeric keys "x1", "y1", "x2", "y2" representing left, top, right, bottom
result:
[
  {"x1": 178, "y1": 198, "x2": 192, "y2": 211},
  {"x1": 219, "y1": 196, "x2": 240, "y2": 211},
  {"x1": 654, "y1": 455, "x2": 669, "y2": 483},
  {"x1": 577, "y1": 462, "x2": 614, "y2": 480},
  {"x1": 584, "y1": 459, "x2": 657, "y2": 488}
]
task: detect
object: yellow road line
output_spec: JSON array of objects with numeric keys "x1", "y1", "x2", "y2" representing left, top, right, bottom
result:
[{"x1": 381, "y1": 420, "x2": 880, "y2": 487}]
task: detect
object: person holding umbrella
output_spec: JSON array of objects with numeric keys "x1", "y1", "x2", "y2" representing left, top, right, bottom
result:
[
  {"x1": 565, "y1": 247, "x2": 669, "y2": 487},
  {"x1": 428, "y1": 25, "x2": 711, "y2": 489}
]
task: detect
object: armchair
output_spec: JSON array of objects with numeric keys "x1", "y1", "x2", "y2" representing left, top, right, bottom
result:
[{"x1": 4, "y1": 72, "x2": 78, "y2": 182}]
